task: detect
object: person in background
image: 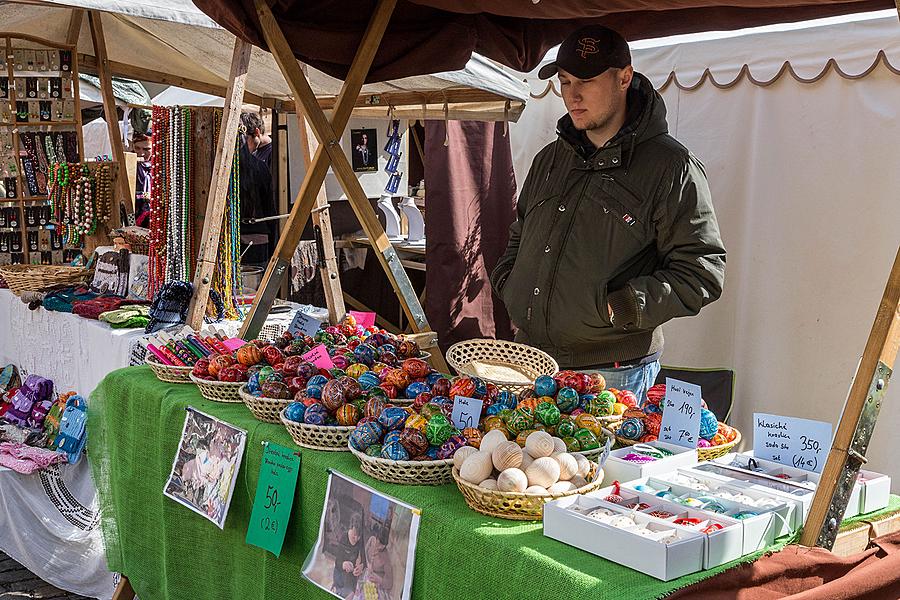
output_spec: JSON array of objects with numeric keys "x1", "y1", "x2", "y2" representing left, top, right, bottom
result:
[
  {"x1": 241, "y1": 111, "x2": 273, "y2": 169},
  {"x1": 332, "y1": 513, "x2": 365, "y2": 599},
  {"x1": 132, "y1": 132, "x2": 152, "y2": 227},
  {"x1": 363, "y1": 524, "x2": 394, "y2": 597}
]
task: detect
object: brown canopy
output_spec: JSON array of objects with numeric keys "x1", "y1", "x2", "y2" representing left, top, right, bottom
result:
[{"x1": 194, "y1": 0, "x2": 892, "y2": 82}]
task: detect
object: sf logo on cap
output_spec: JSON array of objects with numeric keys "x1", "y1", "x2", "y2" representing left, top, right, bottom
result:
[{"x1": 577, "y1": 37, "x2": 600, "y2": 59}]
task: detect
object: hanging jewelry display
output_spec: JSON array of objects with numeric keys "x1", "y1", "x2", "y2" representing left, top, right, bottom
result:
[{"x1": 148, "y1": 105, "x2": 240, "y2": 313}]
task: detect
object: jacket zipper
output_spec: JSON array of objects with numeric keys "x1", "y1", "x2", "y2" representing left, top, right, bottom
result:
[{"x1": 543, "y1": 178, "x2": 590, "y2": 345}]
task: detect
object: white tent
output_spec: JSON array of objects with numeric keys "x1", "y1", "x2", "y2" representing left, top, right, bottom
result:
[
  {"x1": 511, "y1": 10, "x2": 900, "y2": 482},
  {"x1": 1, "y1": 0, "x2": 528, "y2": 121}
]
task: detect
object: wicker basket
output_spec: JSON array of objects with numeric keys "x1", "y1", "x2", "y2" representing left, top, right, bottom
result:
[
  {"x1": 189, "y1": 373, "x2": 243, "y2": 403},
  {"x1": 614, "y1": 422, "x2": 742, "y2": 461},
  {"x1": 145, "y1": 355, "x2": 193, "y2": 384},
  {"x1": 446, "y1": 339, "x2": 558, "y2": 394},
  {"x1": 0, "y1": 265, "x2": 92, "y2": 296},
  {"x1": 349, "y1": 446, "x2": 454, "y2": 485},
  {"x1": 453, "y1": 464, "x2": 605, "y2": 520},
  {"x1": 279, "y1": 409, "x2": 354, "y2": 451},
  {"x1": 238, "y1": 385, "x2": 292, "y2": 424}
]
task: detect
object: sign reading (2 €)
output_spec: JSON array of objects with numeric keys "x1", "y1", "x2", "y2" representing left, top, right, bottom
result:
[
  {"x1": 659, "y1": 378, "x2": 702, "y2": 449},
  {"x1": 450, "y1": 395, "x2": 483, "y2": 430},
  {"x1": 288, "y1": 311, "x2": 323, "y2": 337},
  {"x1": 246, "y1": 442, "x2": 300, "y2": 557},
  {"x1": 752, "y1": 413, "x2": 833, "y2": 473},
  {"x1": 302, "y1": 345, "x2": 334, "y2": 370}
]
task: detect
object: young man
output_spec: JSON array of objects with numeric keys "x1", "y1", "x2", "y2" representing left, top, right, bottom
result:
[
  {"x1": 131, "y1": 132, "x2": 152, "y2": 227},
  {"x1": 491, "y1": 26, "x2": 726, "y2": 400},
  {"x1": 241, "y1": 111, "x2": 273, "y2": 168}
]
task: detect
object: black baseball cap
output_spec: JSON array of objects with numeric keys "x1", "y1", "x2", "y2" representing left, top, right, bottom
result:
[{"x1": 538, "y1": 25, "x2": 631, "y2": 80}]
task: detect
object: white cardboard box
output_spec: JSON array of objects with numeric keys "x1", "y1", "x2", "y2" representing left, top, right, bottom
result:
[
  {"x1": 859, "y1": 469, "x2": 892, "y2": 514},
  {"x1": 587, "y1": 485, "x2": 744, "y2": 569},
  {"x1": 543, "y1": 494, "x2": 705, "y2": 581},
  {"x1": 601, "y1": 441, "x2": 698, "y2": 487},
  {"x1": 622, "y1": 475, "x2": 781, "y2": 554},
  {"x1": 715, "y1": 452, "x2": 862, "y2": 519}
]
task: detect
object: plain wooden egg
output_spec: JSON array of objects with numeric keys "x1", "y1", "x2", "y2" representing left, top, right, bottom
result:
[
  {"x1": 524, "y1": 485, "x2": 549, "y2": 495},
  {"x1": 497, "y1": 468, "x2": 528, "y2": 493},
  {"x1": 552, "y1": 437, "x2": 567, "y2": 454},
  {"x1": 460, "y1": 451, "x2": 494, "y2": 484},
  {"x1": 492, "y1": 441, "x2": 523, "y2": 471},
  {"x1": 548, "y1": 480, "x2": 576, "y2": 494},
  {"x1": 480, "y1": 429, "x2": 509, "y2": 454},
  {"x1": 524, "y1": 430, "x2": 555, "y2": 459},
  {"x1": 520, "y1": 451, "x2": 534, "y2": 471},
  {"x1": 525, "y1": 456, "x2": 560, "y2": 488},
  {"x1": 573, "y1": 453, "x2": 591, "y2": 478},
  {"x1": 453, "y1": 446, "x2": 478, "y2": 470},
  {"x1": 569, "y1": 475, "x2": 588, "y2": 489},
  {"x1": 479, "y1": 478, "x2": 498, "y2": 491},
  {"x1": 554, "y1": 453, "x2": 579, "y2": 481}
]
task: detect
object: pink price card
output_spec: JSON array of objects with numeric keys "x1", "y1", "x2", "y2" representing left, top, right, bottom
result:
[
  {"x1": 222, "y1": 338, "x2": 247, "y2": 351},
  {"x1": 302, "y1": 345, "x2": 335, "y2": 370},
  {"x1": 349, "y1": 310, "x2": 377, "y2": 328}
]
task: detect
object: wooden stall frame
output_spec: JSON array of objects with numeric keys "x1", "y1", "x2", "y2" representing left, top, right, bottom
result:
[{"x1": 231, "y1": 0, "x2": 448, "y2": 371}]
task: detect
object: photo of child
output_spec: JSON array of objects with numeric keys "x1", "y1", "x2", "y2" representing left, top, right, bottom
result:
[
  {"x1": 304, "y1": 472, "x2": 420, "y2": 600},
  {"x1": 163, "y1": 408, "x2": 247, "y2": 529}
]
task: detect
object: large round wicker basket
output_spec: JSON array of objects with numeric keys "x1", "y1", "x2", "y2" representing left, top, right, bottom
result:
[
  {"x1": 239, "y1": 385, "x2": 292, "y2": 424},
  {"x1": 446, "y1": 339, "x2": 558, "y2": 394},
  {"x1": 279, "y1": 409, "x2": 354, "y2": 451},
  {"x1": 453, "y1": 464, "x2": 605, "y2": 521},
  {"x1": 349, "y1": 446, "x2": 454, "y2": 485},
  {"x1": 146, "y1": 355, "x2": 193, "y2": 384},
  {"x1": 189, "y1": 373, "x2": 243, "y2": 403},
  {"x1": 614, "y1": 422, "x2": 742, "y2": 461},
  {"x1": 0, "y1": 264, "x2": 92, "y2": 296}
]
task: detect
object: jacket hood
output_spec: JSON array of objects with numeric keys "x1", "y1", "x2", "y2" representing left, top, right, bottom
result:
[{"x1": 556, "y1": 72, "x2": 668, "y2": 161}]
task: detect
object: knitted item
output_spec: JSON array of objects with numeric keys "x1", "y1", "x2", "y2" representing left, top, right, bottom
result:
[
  {"x1": 42, "y1": 286, "x2": 97, "y2": 312},
  {"x1": 73, "y1": 296, "x2": 129, "y2": 320},
  {"x1": 0, "y1": 441, "x2": 66, "y2": 474},
  {"x1": 145, "y1": 280, "x2": 193, "y2": 333}
]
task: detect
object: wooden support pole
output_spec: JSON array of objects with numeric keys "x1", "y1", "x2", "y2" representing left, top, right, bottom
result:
[
  {"x1": 87, "y1": 10, "x2": 131, "y2": 225},
  {"x1": 186, "y1": 39, "x2": 252, "y2": 330},
  {"x1": 239, "y1": 0, "x2": 396, "y2": 339},
  {"x1": 276, "y1": 110, "x2": 290, "y2": 300},
  {"x1": 111, "y1": 576, "x2": 135, "y2": 600},
  {"x1": 65, "y1": 9, "x2": 84, "y2": 45},
  {"x1": 801, "y1": 244, "x2": 900, "y2": 548},
  {"x1": 296, "y1": 80, "x2": 345, "y2": 323}
]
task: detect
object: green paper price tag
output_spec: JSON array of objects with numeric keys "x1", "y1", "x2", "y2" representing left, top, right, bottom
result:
[{"x1": 246, "y1": 442, "x2": 300, "y2": 556}]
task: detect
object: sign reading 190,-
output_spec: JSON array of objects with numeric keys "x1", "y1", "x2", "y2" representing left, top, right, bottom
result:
[
  {"x1": 659, "y1": 378, "x2": 702, "y2": 449},
  {"x1": 246, "y1": 442, "x2": 300, "y2": 556}
]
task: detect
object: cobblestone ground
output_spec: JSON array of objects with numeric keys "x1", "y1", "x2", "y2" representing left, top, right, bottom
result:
[{"x1": 0, "y1": 552, "x2": 94, "y2": 600}]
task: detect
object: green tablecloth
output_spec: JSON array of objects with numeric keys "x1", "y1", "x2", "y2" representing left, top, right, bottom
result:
[{"x1": 86, "y1": 366, "x2": 892, "y2": 600}]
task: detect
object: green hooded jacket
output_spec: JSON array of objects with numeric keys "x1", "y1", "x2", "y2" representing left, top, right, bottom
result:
[{"x1": 491, "y1": 72, "x2": 726, "y2": 369}]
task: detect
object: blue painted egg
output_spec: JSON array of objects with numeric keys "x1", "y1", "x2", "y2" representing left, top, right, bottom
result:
[
  {"x1": 556, "y1": 387, "x2": 580, "y2": 413},
  {"x1": 699, "y1": 408, "x2": 719, "y2": 440},
  {"x1": 303, "y1": 403, "x2": 328, "y2": 425},
  {"x1": 405, "y1": 381, "x2": 430, "y2": 400},
  {"x1": 306, "y1": 384, "x2": 323, "y2": 399},
  {"x1": 383, "y1": 430, "x2": 402, "y2": 446},
  {"x1": 495, "y1": 390, "x2": 518, "y2": 410},
  {"x1": 354, "y1": 343, "x2": 378, "y2": 367},
  {"x1": 378, "y1": 407, "x2": 408, "y2": 431},
  {"x1": 247, "y1": 372, "x2": 262, "y2": 395},
  {"x1": 486, "y1": 403, "x2": 504, "y2": 416},
  {"x1": 425, "y1": 445, "x2": 441, "y2": 460},
  {"x1": 430, "y1": 395, "x2": 450, "y2": 405},
  {"x1": 349, "y1": 421, "x2": 383, "y2": 451},
  {"x1": 284, "y1": 402, "x2": 306, "y2": 422},
  {"x1": 471, "y1": 377, "x2": 487, "y2": 399},
  {"x1": 425, "y1": 372, "x2": 445, "y2": 386},
  {"x1": 308, "y1": 374, "x2": 329, "y2": 387},
  {"x1": 357, "y1": 371, "x2": 381, "y2": 390},
  {"x1": 534, "y1": 375, "x2": 558, "y2": 398},
  {"x1": 381, "y1": 442, "x2": 409, "y2": 461}
]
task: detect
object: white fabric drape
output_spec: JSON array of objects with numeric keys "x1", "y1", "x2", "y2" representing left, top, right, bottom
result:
[
  {"x1": 0, "y1": 460, "x2": 114, "y2": 600},
  {"x1": 509, "y1": 18, "x2": 900, "y2": 484}
]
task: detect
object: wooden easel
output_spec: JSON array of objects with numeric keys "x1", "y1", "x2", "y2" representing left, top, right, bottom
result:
[{"x1": 222, "y1": 0, "x2": 448, "y2": 371}]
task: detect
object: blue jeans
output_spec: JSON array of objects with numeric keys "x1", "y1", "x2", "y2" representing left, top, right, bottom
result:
[{"x1": 580, "y1": 360, "x2": 660, "y2": 404}]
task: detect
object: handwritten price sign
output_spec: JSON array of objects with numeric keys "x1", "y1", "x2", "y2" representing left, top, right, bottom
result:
[
  {"x1": 753, "y1": 413, "x2": 832, "y2": 473},
  {"x1": 659, "y1": 378, "x2": 702, "y2": 449},
  {"x1": 450, "y1": 395, "x2": 483, "y2": 430},
  {"x1": 302, "y1": 345, "x2": 335, "y2": 370},
  {"x1": 246, "y1": 442, "x2": 300, "y2": 556},
  {"x1": 288, "y1": 311, "x2": 323, "y2": 337}
]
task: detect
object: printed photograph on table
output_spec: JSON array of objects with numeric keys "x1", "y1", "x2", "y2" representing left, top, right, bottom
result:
[
  {"x1": 350, "y1": 128, "x2": 378, "y2": 172},
  {"x1": 303, "y1": 471, "x2": 420, "y2": 600},
  {"x1": 163, "y1": 407, "x2": 247, "y2": 529}
]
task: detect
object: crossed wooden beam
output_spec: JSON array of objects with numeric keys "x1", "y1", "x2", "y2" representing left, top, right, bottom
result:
[{"x1": 186, "y1": 0, "x2": 448, "y2": 371}]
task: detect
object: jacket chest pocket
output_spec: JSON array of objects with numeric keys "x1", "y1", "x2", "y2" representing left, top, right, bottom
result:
[{"x1": 588, "y1": 175, "x2": 651, "y2": 244}]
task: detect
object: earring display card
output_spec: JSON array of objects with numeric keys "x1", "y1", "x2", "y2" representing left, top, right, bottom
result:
[
  {"x1": 39, "y1": 101, "x2": 51, "y2": 122},
  {"x1": 60, "y1": 50, "x2": 72, "y2": 72},
  {"x1": 26, "y1": 78, "x2": 38, "y2": 99},
  {"x1": 38, "y1": 78, "x2": 49, "y2": 99},
  {"x1": 0, "y1": 79, "x2": 7, "y2": 99},
  {"x1": 36, "y1": 50, "x2": 48, "y2": 72},
  {"x1": 23, "y1": 50, "x2": 36, "y2": 72},
  {"x1": 50, "y1": 77, "x2": 61, "y2": 99},
  {"x1": 49, "y1": 51, "x2": 60, "y2": 71},
  {"x1": 4, "y1": 177, "x2": 16, "y2": 198},
  {"x1": 64, "y1": 100, "x2": 75, "y2": 120},
  {"x1": 15, "y1": 78, "x2": 25, "y2": 99},
  {"x1": 13, "y1": 50, "x2": 24, "y2": 71}
]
